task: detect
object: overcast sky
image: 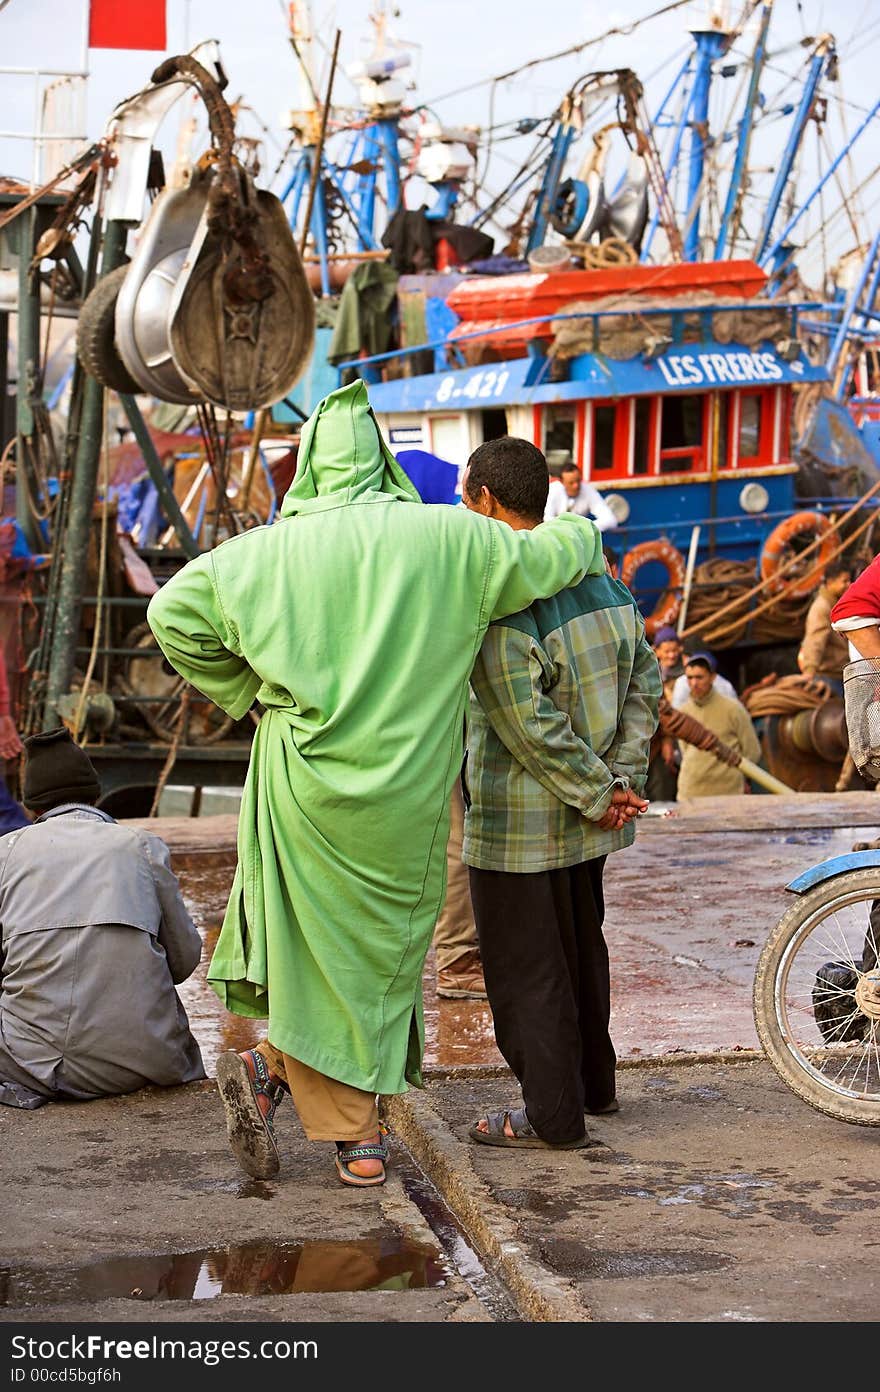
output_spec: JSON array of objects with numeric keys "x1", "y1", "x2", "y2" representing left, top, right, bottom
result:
[{"x1": 4, "y1": 0, "x2": 880, "y2": 283}]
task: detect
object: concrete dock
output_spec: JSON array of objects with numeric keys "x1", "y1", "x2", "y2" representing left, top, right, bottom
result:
[{"x1": 2, "y1": 793, "x2": 878, "y2": 1324}]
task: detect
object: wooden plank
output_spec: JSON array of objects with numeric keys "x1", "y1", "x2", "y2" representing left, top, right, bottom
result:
[
  {"x1": 638, "y1": 791, "x2": 880, "y2": 834},
  {"x1": 127, "y1": 790, "x2": 880, "y2": 855},
  {"x1": 123, "y1": 814, "x2": 238, "y2": 855}
]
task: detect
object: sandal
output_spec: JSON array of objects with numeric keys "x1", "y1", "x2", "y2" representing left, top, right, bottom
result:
[
  {"x1": 468, "y1": 1106, "x2": 590, "y2": 1150},
  {"x1": 215, "y1": 1049, "x2": 286, "y2": 1179},
  {"x1": 334, "y1": 1126, "x2": 389, "y2": 1188}
]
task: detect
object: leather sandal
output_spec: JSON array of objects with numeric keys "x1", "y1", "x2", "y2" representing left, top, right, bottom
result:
[
  {"x1": 468, "y1": 1105, "x2": 590, "y2": 1149},
  {"x1": 215, "y1": 1049, "x2": 286, "y2": 1179},
  {"x1": 334, "y1": 1126, "x2": 389, "y2": 1188}
]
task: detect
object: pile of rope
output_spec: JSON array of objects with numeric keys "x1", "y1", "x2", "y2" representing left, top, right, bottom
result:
[
  {"x1": 683, "y1": 558, "x2": 812, "y2": 649},
  {"x1": 550, "y1": 290, "x2": 793, "y2": 363},
  {"x1": 741, "y1": 673, "x2": 833, "y2": 718},
  {"x1": 679, "y1": 483, "x2": 880, "y2": 650},
  {"x1": 564, "y1": 235, "x2": 638, "y2": 269}
]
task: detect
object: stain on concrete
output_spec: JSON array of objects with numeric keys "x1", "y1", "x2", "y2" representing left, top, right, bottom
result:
[{"x1": 539, "y1": 1240, "x2": 734, "y2": 1279}]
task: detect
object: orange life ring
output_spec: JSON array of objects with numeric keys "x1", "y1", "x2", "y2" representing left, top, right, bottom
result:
[
  {"x1": 620, "y1": 539, "x2": 687, "y2": 638},
  {"x1": 759, "y1": 511, "x2": 835, "y2": 599}
]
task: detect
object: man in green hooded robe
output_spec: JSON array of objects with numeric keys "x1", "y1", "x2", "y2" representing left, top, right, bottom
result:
[{"x1": 147, "y1": 382, "x2": 606, "y2": 1187}]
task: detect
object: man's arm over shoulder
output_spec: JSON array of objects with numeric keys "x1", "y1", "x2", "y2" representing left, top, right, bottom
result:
[
  {"x1": 147, "y1": 549, "x2": 262, "y2": 720},
  {"x1": 471, "y1": 624, "x2": 624, "y2": 819},
  {"x1": 483, "y1": 514, "x2": 605, "y2": 623},
  {"x1": 141, "y1": 833, "x2": 202, "y2": 984},
  {"x1": 602, "y1": 625, "x2": 662, "y2": 793}
]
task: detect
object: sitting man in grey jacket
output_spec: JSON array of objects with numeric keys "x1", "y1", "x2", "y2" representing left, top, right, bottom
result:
[{"x1": 0, "y1": 727, "x2": 205, "y2": 1109}]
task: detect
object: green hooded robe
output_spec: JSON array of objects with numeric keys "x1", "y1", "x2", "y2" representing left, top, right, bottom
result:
[{"x1": 147, "y1": 381, "x2": 605, "y2": 1095}]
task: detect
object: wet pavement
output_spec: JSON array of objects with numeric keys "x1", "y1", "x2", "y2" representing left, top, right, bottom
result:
[
  {"x1": 170, "y1": 796, "x2": 880, "y2": 1072},
  {"x1": 0, "y1": 1080, "x2": 492, "y2": 1323},
  {"x1": 4, "y1": 794, "x2": 877, "y2": 1325},
  {"x1": 3, "y1": 1053, "x2": 878, "y2": 1324},
  {"x1": 388, "y1": 1056, "x2": 880, "y2": 1322}
]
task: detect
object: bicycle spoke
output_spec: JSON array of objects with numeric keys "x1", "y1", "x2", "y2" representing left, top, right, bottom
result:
[{"x1": 773, "y1": 890, "x2": 880, "y2": 1100}]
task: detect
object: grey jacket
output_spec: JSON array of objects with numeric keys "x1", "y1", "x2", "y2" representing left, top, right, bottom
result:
[{"x1": 0, "y1": 805, "x2": 205, "y2": 1107}]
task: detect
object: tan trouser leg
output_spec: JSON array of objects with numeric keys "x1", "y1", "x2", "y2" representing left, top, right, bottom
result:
[
  {"x1": 836, "y1": 751, "x2": 857, "y2": 792},
  {"x1": 433, "y1": 782, "x2": 478, "y2": 971},
  {"x1": 255, "y1": 1041, "x2": 379, "y2": 1142}
]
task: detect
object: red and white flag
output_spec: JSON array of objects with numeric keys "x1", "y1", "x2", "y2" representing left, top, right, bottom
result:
[{"x1": 88, "y1": 0, "x2": 167, "y2": 51}]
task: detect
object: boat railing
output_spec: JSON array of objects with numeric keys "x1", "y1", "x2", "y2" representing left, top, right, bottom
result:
[
  {"x1": 800, "y1": 313, "x2": 880, "y2": 339},
  {"x1": 336, "y1": 299, "x2": 826, "y2": 382},
  {"x1": 610, "y1": 498, "x2": 880, "y2": 545}
]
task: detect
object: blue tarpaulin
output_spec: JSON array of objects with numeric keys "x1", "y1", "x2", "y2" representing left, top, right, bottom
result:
[{"x1": 394, "y1": 448, "x2": 459, "y2": 505}]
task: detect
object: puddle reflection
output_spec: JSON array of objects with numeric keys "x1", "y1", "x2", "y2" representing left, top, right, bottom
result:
[{"x1": 0, "y1": 1238, "x2": 450, "y2": 1306}]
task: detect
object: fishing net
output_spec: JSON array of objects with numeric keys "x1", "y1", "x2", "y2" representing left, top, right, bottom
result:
[
  {"x1": 550, "y1": 292, "x2": 793, "y2": 362},
  {"x1": 843, "y1": 656, "x2": 880, "y2": 783}
]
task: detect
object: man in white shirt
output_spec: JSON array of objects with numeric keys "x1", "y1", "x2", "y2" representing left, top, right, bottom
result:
[
  {"x1": 544, "y1": 462, "x2": 618, "y2": 532},
  {"x1": 669, "y1": 649, "x2": 739, "y2": 708}
]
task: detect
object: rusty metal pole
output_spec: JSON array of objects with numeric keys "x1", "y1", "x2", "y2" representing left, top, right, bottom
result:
[
  {"x1": 298, "y1": 29, "x2": 341, "y2": 262},
  {"x1": 45, "y1": 218, "x2": 129, "y2": 722}
]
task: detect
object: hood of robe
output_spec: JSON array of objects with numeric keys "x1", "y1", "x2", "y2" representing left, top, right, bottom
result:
[{"x1": 280, "y1": 379, "x2": 422, "y2": 517}]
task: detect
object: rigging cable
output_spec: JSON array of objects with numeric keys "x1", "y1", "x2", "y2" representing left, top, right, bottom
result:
[
  {"x1": 422, "y1": 0, "x2": 695, "y2": 106},
  {"x1": 816, "y1": 120, "x2": 829, "y2": 289},
  {"x1": 830, "y1": 84, "x2": 867, "y2": 248}
]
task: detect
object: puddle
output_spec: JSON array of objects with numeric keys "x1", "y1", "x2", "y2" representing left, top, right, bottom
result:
[{"x1": 0, "y1": 1238, "x2": 450, "y2": 1307}]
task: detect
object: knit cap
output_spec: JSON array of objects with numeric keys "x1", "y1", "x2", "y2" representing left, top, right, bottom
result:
[{"x1": 22, "y1": 727, "x2": 101, "y2": 812}]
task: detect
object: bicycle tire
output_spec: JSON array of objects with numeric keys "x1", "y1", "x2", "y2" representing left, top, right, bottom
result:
[{"x1": 754, "y1": 866, "x2": 880, "y2": 1126}]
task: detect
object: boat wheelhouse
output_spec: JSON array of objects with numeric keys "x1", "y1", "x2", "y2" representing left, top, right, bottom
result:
[
  {"x1": 366, "y1": 262, "x2": 825, "y2": 546},
  {"x1": 359, "y1": 259, "x2": 832, "y2": 634}
]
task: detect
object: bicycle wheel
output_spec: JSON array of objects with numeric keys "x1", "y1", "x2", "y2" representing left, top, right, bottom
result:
[{"x1": 753, "y1": 866, "x2": 880, "y2": 1125}]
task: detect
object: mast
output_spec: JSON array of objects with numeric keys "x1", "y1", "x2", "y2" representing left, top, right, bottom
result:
[
  {"x1": 714, "y1": 0, "x2": 772, "y2": 259},
  {"x1": 682, "y1": 24, "x2": 729, "y2": 261},
  {"x1": 753, "y1": 33, "x2": 835, "y2": 262}
]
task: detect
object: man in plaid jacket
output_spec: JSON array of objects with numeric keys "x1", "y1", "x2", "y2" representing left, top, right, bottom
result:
[{"x1": 460, "y1": 437, "x2": 661, "y2": 1150}]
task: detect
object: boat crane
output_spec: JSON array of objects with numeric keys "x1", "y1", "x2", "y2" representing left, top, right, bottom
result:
[{"x1": 280, "y1": 0, "x2": 479, "y2": 296}]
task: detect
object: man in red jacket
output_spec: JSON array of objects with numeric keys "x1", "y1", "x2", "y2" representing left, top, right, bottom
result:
[
  {"x1": 831, "y1": 555, "x2": 880, "y2": 789},
  {"x1": 831, "y1": 554, "x2": 880, "y2": 658}
]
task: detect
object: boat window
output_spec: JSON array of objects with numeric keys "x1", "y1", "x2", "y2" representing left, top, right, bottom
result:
[
  {"x1": 428, "y1": 414, "x2": 467, "y2": 464},
  {"x1": 544, "y1": 406, "x2": 577, "y2": 466},
  {"x1": 481, "y1": 408, "x2": 508, "y2": 442},
  {"x1": 716, "y1": 394, "x2": 732, "y2": 469},
  {"x1": 658, "y1": 394, "x2": 704, "y2": 473},
  {"x1": 633, "y1": 397, "x2": 651, "y2": 476},
  {"x1": 592, "y1": 406, "x2": 615, "y2": 471},
  {"x1": 738, "y1": 395, "x2": 760, "y2": 459},
  {"x1": 735, "y1": 387, "x2": 776, "y2": 465}
]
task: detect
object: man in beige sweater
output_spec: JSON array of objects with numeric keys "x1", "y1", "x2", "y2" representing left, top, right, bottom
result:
[
  {"x1": 797, "y1": 561, "x2": 853, "y2": 694},
  {"x1": 677, "y1": 654, "x2": 762, "y2": 798}
]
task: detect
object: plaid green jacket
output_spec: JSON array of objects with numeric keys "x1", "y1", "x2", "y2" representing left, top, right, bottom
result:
[{"x1": 462, "y1": 571, "x2": 661, "y2": 872}]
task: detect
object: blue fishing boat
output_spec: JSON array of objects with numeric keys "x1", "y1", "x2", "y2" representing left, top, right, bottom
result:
[{"x1": 362, "y1": 257, "x2": 838, "y2": 642}]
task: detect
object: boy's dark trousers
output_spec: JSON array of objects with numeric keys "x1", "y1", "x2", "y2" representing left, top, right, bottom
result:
[{"x1": 468, "y1": 855, "x2": 616, "y2": 1144}]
